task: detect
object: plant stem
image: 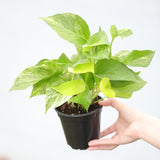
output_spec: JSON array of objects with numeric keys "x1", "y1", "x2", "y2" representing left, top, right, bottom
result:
[
  {"x1": 71, "y1": 102, "x2": 76, "y2": 108},
  {"x1": 76, "y1": 73, "x2": 81, "y2": 79},
  {"x1": 109, "y1": 39, "x2": 113, "y2": 59},
  {"x1": 92, "y1": 98, "x2": 104, "y2": 104},
  {"x1": 75, "y1": 45, "x2": 83, "y2": 55},
  {"x1": 92, "y1": 86, "x2": 101, "y2": 101},
  {"x1": 71, "y1": 73, "x2": 75, "y2": 80}
]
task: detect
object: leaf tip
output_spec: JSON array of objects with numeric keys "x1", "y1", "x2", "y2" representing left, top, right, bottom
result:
[
  {"x1": 39, "y1": 17, "x2": 44, "y2": 20},
  {"x1": 45, "y1": 107, "x2": 49, "y2": 114},
  {"x1": 9, "y1": 85, "x2": 14, "y2": 92},
  {"x1": 9, "y1": 88, "x2": 13, "y2": 92}
]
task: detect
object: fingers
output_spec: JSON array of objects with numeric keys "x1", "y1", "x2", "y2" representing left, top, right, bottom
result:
[
  {"x1": 98, "y1": 98, "x2": 127, "y2": 111},
  {"x1": 88, "y1": 136, "x2": 120, "y2": 146},
  {"x1": 88, "y1": 144, "x2": 118, "y2": 151},
  {"x1": 88, "y1": 136, "x2": 120, "y2": 151},
  {"x1": 100, "y1": 123, "x2": 116, "y2": 138}
]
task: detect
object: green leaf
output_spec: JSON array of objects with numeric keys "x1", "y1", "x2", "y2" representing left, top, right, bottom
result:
[
  {"x1": 118, "y1": 29, "x2": 133, "y2": 39},
  {"x1": 45, "y1": 88, "x2": 71, "y2": 113},
  {"x1": 68, "y1": 59, "x2": 94, "y2": 73},
  {"x1": 58, "y1": 53, "x2": 71, "y2": 64},
  {"x1": 53, "y1": 79, "x2": 86, "y2": 96},
  {"x1": 112, "y1": 89, "x2": 133, "y2": 98},
  {"x1": 87, "y1": 31, "x2": 109, "y2": 46},
  {"x1": 10, "y1": 66, "x2": 54, "y2": 91},
  {"x1": 69, "y1": 88, "x2": 92, "y2": 111},
  {"x1": 110, "y1": 25, "x2": 118, "y2": 40},
  {"x1": 94, "y1": 75, "x2": 101, "y2": 85},
  {"x1": 57, "y1": 53, "x2": 72, "y2": 69},
  {"x1": 35, "y1": 59, "x2": 49, "y2": 66},
  {"x1": 87, "y1": 45, "x2": 110, "y2": 60},
  {"x1": 114, "y1": 50, "x2": 155, "y2": 67},
  {"x1": 112, "y1": 50, "x2": 130, "y2": 61},
  {"x1": 111, "y1": 75, "x2": 147, "y2": 98},
  {"x1": 31, "y1": 76, "x2": 52, "y2": 98},
  {"x1": 30, "y1": 72, "x2": 65, "y2": 98},
  {"x1": 83, "y1": 46, "x2": 91, "y2": 53},
  {"x1": 111, "y1": 79, "x2": 146, "y2": 92},
  {"x1": 36, "y1": 59, "x2": 59, "y2": 70},
  {"x1": 41, "y1": 13, "x2": 90, "y2": 45},
  {"x1": 75, "y1": 45, "x2": 83, "y2": 55},
  {"x1": 81, "y1": 72, "x2": 94, "y2": 90},
  {"x1": 99, "y1": 78, "x2": 115, "y2": 98},
  {"x1": 10, "y1": 59, "x2": 61, "y2": 91},
  {"x1": 95, "y1": 59, "x2": 138, "y2": 82},
  {"x1": 71, "y1": 54, "x2": 80, "y2": 64}
]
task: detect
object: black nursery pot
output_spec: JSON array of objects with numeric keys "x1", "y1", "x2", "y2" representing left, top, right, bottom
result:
[{"x1": 55, "y1": 105, "x2": 102, "y2": 150}]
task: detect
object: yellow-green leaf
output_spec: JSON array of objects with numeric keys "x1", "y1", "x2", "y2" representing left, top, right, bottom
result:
[
  {"x1": 99, "y1": 78, "x2": 115, "y2": 98},
  {"x1": 68, "y1": 59, "x2": 94, "y2": 73},
  {"x1": 110, "y1": 25, "x2": 118, "y2": 40},
  {"x1": 69, "y1": 88, "x2": 92, "y2": 111},
  {"x1": 53, "y1": 79, "x2": 86, "y2": 96},
  {"x1": 95, "y1": 59, "x2": 138, "y2": 82},
  {"x1": 41, "y1": 13, "x2": 90, "y2": 45},
  {"x1": 87, "y1": 31, "x2": 109, "y2": 46},
  {"x1": 45, "y1": 88, "x2": 71, "y2": 113}
]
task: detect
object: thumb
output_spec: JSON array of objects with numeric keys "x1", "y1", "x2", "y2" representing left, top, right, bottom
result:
[{"x1": 98, "y1": 98, "x2": 126, "y2": 111}]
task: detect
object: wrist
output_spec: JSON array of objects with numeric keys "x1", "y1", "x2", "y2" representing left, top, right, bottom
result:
[{"x1": 136, "y1": 113, "x2": 160, "y2": 149}]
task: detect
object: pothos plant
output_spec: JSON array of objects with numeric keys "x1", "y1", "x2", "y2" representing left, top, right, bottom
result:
[{"x1": 10, "y1": 13, "x2": 155, "y2": 113}]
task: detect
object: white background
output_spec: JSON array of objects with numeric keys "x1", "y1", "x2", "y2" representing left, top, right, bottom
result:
[{"x1": 0, "y1": 0, "x2": 160, "y2": 159}]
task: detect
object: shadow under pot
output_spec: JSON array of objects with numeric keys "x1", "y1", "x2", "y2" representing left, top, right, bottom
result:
[{"x1": 55, "y1": 103, "x2": 102, "y2": 150}]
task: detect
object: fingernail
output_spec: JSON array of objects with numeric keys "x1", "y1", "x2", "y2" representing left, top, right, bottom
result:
[
  {"x1": 88, "y1": 141, "x2": 96, "y2": 146},
  {"x1": 88, "y1": 142, "x2": 92, "y2": 146},
  {"x1": 98, "y1": 101, "x2": 102, "y2": 105}
]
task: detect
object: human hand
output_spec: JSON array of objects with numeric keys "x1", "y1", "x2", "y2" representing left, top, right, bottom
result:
[{"x1": 88, "y1": 98, "x2": 154, "y2": 150}]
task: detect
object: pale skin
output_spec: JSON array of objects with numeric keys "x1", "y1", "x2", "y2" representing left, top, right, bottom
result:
[{"x1": 88, "y1": 98, "x2": 160, "y2": 150}]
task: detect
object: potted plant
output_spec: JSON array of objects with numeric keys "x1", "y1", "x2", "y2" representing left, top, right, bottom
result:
[{"x1": 10, "y1": 13, "x2": 155, "y2": 150}]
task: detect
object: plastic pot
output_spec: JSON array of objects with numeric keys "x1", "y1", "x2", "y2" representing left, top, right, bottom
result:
[{"x1": 55, "y1": 105, "x2": 102, "y2": 150}]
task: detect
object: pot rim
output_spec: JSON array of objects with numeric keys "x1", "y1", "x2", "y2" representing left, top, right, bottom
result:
[{"x1": 55, "y1": 106, "x2": 102, "y2": 118}]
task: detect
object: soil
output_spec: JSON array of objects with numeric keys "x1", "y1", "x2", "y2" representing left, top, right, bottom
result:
[{"x1": 56, "y1": 96, "x2": 101, "y2": 115}]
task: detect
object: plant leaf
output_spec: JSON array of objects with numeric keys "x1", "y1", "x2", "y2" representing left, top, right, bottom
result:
[
  {"x1": 53, "y1": 79, "x2": 86, "y2": 96},
  {"x1": 31, "y1": 76, "x2": 52, "y2": 98},
  {"x1": 36, "y1": 59, "x2": 59, "y2": 69},
  {"x1": 94, "y1": 75, "x2": 101, "y2": 85},
  {"x1": 10, "y1": 66, "x2": 54, "y2": 91},
  {"x1": 58, "y1": 53, "x2": 71, "y2": 64},
  {"x1": 69, "y1": 88, "x2": 92, "y2": 111},
  {"x1": 112, "y1": 50, "x2": 130, "y2": 61},
  {"x1": 81, "y1": 72, "x2": 94, "y2": 90},
  {"x1": 111, "y1": 78, "x2": 146, "y2": 92},
  {"x1": 111, "y1": 75, "x2": 147, "y2": 98},
  {"x1": 30, "y1": 72, "x2": 65, "y2": 98},
  {"x1": 75, "y1": 45, "x2": 83, "y2": 55},
  {"x1": 110, "y1": 25, "x2": 118, "y2": 40},
  {"x1": 45, "y1": 88, "x2": 71, "y2": 113},
  {"x1": 112, "y1": 89, "x2": 133, "y2": 98},
  {"x1": 10, "y1": 60, "x2": 61, "y2": 91},
  {"x1": 87, "y1": 31, "x2": 109, "y2": 46},
  {"x1": 99, "y1": 78, "x2": 115, "y2": 98},
  {"x1": 95, "y1": 59, "x2": 138, "y2": 82},
  {"x1": 118, "y1": 29, "x2": 133, "y2": 39},
  {"x1": 68, "y1": 59, "x2": 94, "y2": 73},
  {"x1": 41, "y1": 13, "x2": 90, "y2": 45},
  {"x1": 87, "y1": 45, "x2": 110, "y2": 60},
  {"x1": 114, "y1": 50, "x2": 155, "y2": 67}
]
